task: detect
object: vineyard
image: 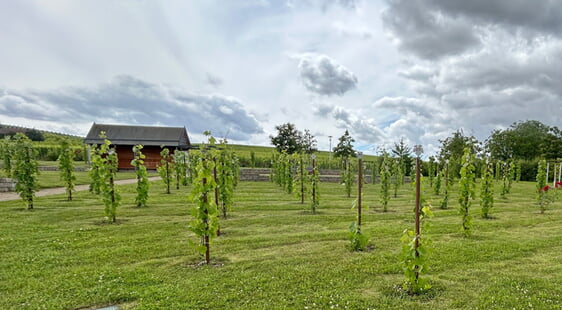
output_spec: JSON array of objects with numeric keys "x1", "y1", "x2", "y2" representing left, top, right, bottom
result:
[
  {"x1": 1, "y1": 130, "x2": 562, "y2": 309},
  {"x1": 1, "y1": 173, "x2": 562, "y2": 309}
]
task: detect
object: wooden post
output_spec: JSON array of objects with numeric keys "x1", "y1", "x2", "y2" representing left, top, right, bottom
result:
[
  {"x1": 413, "y1": 145, "x2": 423, "y2": 281},
  {"x1": 414, "y1": 156, "x2": 421, "y2": 278}
]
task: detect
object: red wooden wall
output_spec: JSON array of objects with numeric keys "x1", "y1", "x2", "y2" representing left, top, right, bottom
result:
[{"x1": 116, "y1": 145, "x2": 173, "y2": 170}]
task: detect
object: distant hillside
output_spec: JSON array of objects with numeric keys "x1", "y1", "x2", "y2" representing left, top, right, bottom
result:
[{"x1": 0, "y1": 124, "x2": 83, "y2": 144}]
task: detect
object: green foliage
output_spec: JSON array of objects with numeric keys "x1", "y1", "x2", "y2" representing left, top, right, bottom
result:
[
  {"x1": 391, "y1": 158, "x2": 403, "y2": 198},
  {"x1": 480, "y1": 160, "x2": 494, "y2": 218},
  {"x1": 341, "y1": 158, "x2": 355, "y2": 198},
  {"x1": 188, "y1": 136, "x2": 219, "y2": 264},
  {"x1": 333, "y1": 130, "x2": 356, "y2": 159},
  {"x1": 309, "y1": 156, "x2": 320, "y2": 213},
  {"x1": 427, "y1": 157, "x2": 435, "y2": 188},
  {"x1": 535, "y1": 159, "x2": 552, "y2": 213},
  {"x1": 157, "y1": 148, "x2": 173, "y2": 194},
  {"x1": 13, "y1": 134, "x2": 39, "y2": 209},
  {"x1": 131, "y1": 145, "x2": 149, "y2": 208},
  {"x1": 514, "y1": 160, "x2": 522, "y2": 182},
  {"x1": 401, "y1": 204, "x2": 433, "y2": 294},
  {"x1": 508, "y1": 160, "x2": 516, "y2": 189},
  {"x1": 0, "y1": 136, "x2": 14, "y2": 177},
  {"x1": 269, "y1": 123, "x2": 316, "y2": 154},
  {"x1": 88, "y1": 145, "x2": 103, "y2": 195},
  {"x1": 284, "y1": 155, "x2": 293, "y2": 194},
  {"x1": 293, "y1": 153, "x2": 307, "y2": 204},
  {"x1": 58, "y1": 139, "x2": 76, "y2": 201},
  {"x1": 391, "y1": 138, "x2": 412, "y2": 177},
  {"x1": 216, "y1": 140, "x2": 237, "y2": 219},
  {"x1": 380, "y1": 152, "x2": 391, "y2": 212},
  {"x1": 434, "y1": 167, "x2": 442, "y2": 195},
  {"x1": 500, "y1": 162, "x2": 509, "y2": 198},
  {"x1": 485, "y1": 120, "x2": 557, "y2": 160},
  {"x1": 94, "y1": 134, "x2": 121, "y2": 223},
  {"x1": 458, "y1": 147, "x2": 476, "y2": 236},
  {"x1": 173, "y1": 150, "x2": 188, "y2": 189},
  {"x1": 348, "y1": 221, "x2": 369, "y2": 251}
]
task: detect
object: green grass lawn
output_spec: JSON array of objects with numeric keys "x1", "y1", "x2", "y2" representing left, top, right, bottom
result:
[
  {"x1": 1, "y1": 179, "x2": 561, "y2": 309},
  {"x1": 35, "y1": 171, "x2": 158, "y2": 189}
]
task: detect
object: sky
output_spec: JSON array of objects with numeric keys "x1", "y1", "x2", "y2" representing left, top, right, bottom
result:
[{"x1": 1, "y1": 0, "x2": 561, "y2": 156}]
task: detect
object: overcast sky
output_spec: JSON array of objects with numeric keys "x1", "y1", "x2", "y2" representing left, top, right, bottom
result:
[{"x1": 1, "y1": 0, "x2": 561, "y2": 155}]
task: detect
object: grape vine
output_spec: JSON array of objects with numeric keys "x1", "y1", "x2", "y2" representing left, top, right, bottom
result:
[
  {"x1": 58, "y1": 139, "x2": 76, "y2": 201},
  {"x1": 480, "y1": 159, "x2": 494, "y2": 218},
  {"x1": 188, "y1": 134, "x2": 219, "y2": 264},
  {"x1": 131, "y1": 145, "x2": 149, "y2": 208},
  {"x1": 13, "y1": 133, "x2": 39, "y2": 210},
  {"x1": 158, "y1": 147, "x2": 173, "y2": 194},
  {"x1": 458, "y1": 147, "x2": 476, "y2": 236},
  {"x1": 380, "y1": 151, "x2": 391, "y2": 212}
]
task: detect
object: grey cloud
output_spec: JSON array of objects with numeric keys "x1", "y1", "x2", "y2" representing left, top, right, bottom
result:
[
  {"x1": 382, "y1": 0, "x2": 480, "y2": 59},
  {"x1": 298, "y1": 54, "x2": 358, "y2": 96},
  {"x1": 0, "y1": 75, "x2": 262, "y2": 140},
  {"x1": 312, "y1": 102, "x2": 335, "y2": 117},
  {"x1": 427, "y1": 0, "x2": 562, "y2": 36},
  {"x1": 206, "y1": 73, "x2": 223, "y2": 88}
]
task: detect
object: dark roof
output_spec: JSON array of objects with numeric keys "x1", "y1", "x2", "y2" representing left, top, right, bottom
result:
[{"x1": 84, "y1": 123, "x2": 191, "y2": 149}]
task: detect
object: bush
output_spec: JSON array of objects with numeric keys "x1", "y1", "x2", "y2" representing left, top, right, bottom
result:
[{"x1": 520, "y1": 159, "x2": 539, "y2": 182}]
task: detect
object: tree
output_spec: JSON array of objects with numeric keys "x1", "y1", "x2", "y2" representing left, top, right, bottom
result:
[
  {"x1": 13, "y1": 133, "x2": 39, "y2": 210},
  {"x1": 485, "y1": 120, "x2": 558, "y2": 160},
  {"x1": 439, "y1": 130, "x2": 480, "y2": 160},
  {"x1": 25, "y1": 129, "x2": 45, "y2": 141},
  {"x1": 270, "y1": 123, "x2": 302, "y2": 154},
  {"x1": 58, "y1": 139, "x2": 76, "y2": 201},
  {"x1": 439, "y1": 130, "x2": 480, "y2": 177},
  {"x1": 333, "y1": 130, "x2": 356, "y2": 159},
  {"x1": 391, "y1": 138, "x2": 412, "y2": 177},
  {"x1": 299, "y1": 129, "x2": 318, "y2": 154},
  {"x1": 158, "y1": 148, "x2": 173, "y2": 194},
  {"x1": 131, "y1": 145, "x2": 149, "y2": 207}
]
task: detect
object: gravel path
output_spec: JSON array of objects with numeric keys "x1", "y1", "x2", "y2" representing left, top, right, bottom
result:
[{"x1": 0, "y1": 176, "x2": 160, "y2": 202}]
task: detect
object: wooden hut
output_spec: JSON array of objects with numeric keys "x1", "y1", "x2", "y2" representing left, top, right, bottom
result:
[{"x1": 84, "y1": 123, "x2": 191, "y2": 170}]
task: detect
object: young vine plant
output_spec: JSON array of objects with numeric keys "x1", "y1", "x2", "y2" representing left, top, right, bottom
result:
[
  {"x1": 480, "y1": 159, "x2": 494, "y2": 218},
  {"x1": 158, "y1": 147, "x2": 173, "y2": 194},
  {"x1": 13, "y1": 133, "x2": 39, "y2": 210},
  {"x1": 188, "y1": 133, "x2": 219, "y2": 264},
  {"x1": 458, "y1": 147, "x2": 476, "y2": 236},
  {"x1": 341, "y1": 158, "x2": 354, "y2": 198},
  {"x1": 380, "y1": 152, "x2": 391, "y2": 212},
  {"x1": 58, "y1": 139, "x2": 76, "y2": 201},
  {"x1": 131, "y1": 144, "x2": 149, "y2": 207},
  {"x1": 309, "y1": 155, "x2": 320, "y2": 213},
  {"x1": 391, "y1": 158, "x2": 402, "y2": 198}
]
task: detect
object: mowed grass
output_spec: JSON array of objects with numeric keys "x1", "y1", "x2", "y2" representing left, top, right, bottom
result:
[
  {"x1": 1, "y1": 178, "x2": 561, "y2": 309},
  {"x1": 35, "y1": 171, "x2": 158, "y2": 189}
]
